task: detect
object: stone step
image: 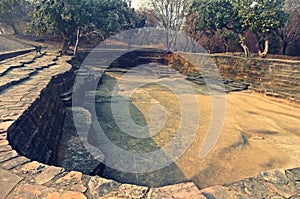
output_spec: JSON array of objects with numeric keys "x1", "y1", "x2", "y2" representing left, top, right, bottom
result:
[
  {"x1": 271, "y1": 79, "x2": 299, "y2": 87},
  {"x1": 60, "y1": 89, "x2": 73, "y2": 107},
  {"x1": 0, "y1": 52, "x2": 34, "y2": 64},
  {"x1": 0, "y1": 54, "x2": 59, "y2": 93},
  {"x1": 0, "y1": 53, "x2": 51, "y2": 76},
  {"x1": 0, "y1": 53, "x2": 37, "y2": 76},
  {"x1": 269, "y1": 74, "x2": 300, "y2": 82}
]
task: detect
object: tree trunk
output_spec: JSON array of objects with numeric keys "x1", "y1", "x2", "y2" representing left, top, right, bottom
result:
[
  {"x1": 10, "y1": 23, "x2": 18, "y2": 35},
  {"x1": 258, "y1": 39, "x2": 269, "y2": 58},
  {"x1": 224, "y1": 41, "x2": 230, "y2": 53},
  {"x1": 281, "y1": 41, "x2": 288, "y2": 55},
  {"x1": 166, "y1": 30, "x2": 170, "y2": 51},
  {"x1": 173, "y1": 33, "x2": 178, "y2": 51},
  {"x1": 238, "y1": 34, "x2": 249, "y2": 57},
  {"x1": 61, "y1": 38, "x2": 70, "y2": 55},
  {"x1": 74, "y1": 27, "x2": 81, "y2": 56}
]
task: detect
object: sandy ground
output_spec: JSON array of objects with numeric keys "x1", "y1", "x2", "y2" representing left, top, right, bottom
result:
[{"x1": 96, "y1": 65, "x2": 300, "y2": 188}]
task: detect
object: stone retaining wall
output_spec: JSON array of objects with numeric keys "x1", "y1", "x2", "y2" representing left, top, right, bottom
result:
[
  {"x1": 168, "y1": 52, "x2": 300, "y2": 102},
  {"x1": 7, "y1": 69, "x2": 75, "y2": 165}
]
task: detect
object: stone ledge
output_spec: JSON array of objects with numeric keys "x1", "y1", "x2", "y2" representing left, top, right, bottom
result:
[{"x1": 0, "y1": 48, "x2": 35, "y2": 61}]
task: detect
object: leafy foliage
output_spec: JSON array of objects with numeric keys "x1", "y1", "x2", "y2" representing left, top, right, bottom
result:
[
  {"x1": 190, "y1": 0, "x2": 244, "y2": 53},
  {"x1": 0, "y1": 0, "x2": 20, "y2": 12},
  {"x1": 232, "y1": 0, "x2": 288, "y2": 34},
  {"x1": 189, "y1": 0, "x2": 289, "y2": 56},
  {"x1": 29, "y1": 0, "x2": 143, "y2": 54}
]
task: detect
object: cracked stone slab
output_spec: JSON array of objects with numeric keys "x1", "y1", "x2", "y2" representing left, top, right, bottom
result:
[
  {"x1": 55, "y1": 171, "x2": 87, "y2": 193},
  {"x1": 0, "y1": 168, "x2": 23, "y2": 198},
  {"x1": 0, "y1": 150, "x2": 18, "y2": 163},
  {"x1": 257, "y1": 169, "x2": 289, "y2": 185},
  {"x1": 227, "y1": 177, "x2": 270, "y2": 198},
  {"x1": 200, "y1": 185, "x2": 238, "y2": 199},
  {"x1": 148, "y1": 182, "x2": 206, "y2": 199},
  {"x1": 0, "y1": 121, "x2": 13, "y2": 131},
  {"x1": 286, "y1": 168, "x2": 300, "y2": 182},
  {"x1": 35, "y1": 166, "x2": 64, "y2": 185},
  {"x1": 113, "y1": 184, "x2": 149, "y2": 199},
  {"x1": 257, "y1": 169, "x2": 298, "y2": 198},
  {"x1": 0, "y1": 144, "x2": 12, "y2": 152},
  {"x1": 6, "y1": 183, "x2": 87, "y2": 199},
  {"x1": 16, "y1": 161, "x2": 48, "y2": 176},
  {"x1": 0, "y1": 139, "x2": 9, "y2": 146},
  {"x1": 87, "y1": 176, "x2": 121, "y2": 198},
  {"x1": 1, "y1": 156, "x2": 30, "y2": 170}
]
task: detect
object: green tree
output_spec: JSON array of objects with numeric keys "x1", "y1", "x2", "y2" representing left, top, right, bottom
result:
[
  {"x1": 189, "y1": 0, "x2": 249, "y2": 56},
  {"x1": 232, "y1": 0, "x2": 288, "y2": 57},
  {"x1": 29, "y1": 0, "x2": 90, "y2": 54},
  {"x1": 220, "y1": 30, "x2": 236, "y2": 52},
  {"x1": 29, "y1": 0, "x2": 135, "y2": 55},
  {"x1": 0, "y1": 0, "x2": 20, "y2": 12},
  {"x1": 189, "y1": 0, "x2": 288, "y2": 57}
]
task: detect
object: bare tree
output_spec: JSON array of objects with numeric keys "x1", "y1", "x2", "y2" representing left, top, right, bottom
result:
[
  {"x1": 0, "y1": 0, "x2": 29, "y2": 35},
  {"x1": 277, "y1": 0, "x2": 300, "y2": 55},
  {"x1": 147, "y1": 0, "x2": 189, "y2": 51}
]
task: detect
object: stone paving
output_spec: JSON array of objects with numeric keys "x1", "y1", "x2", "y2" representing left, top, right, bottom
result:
[{"x1": 0, "y1": 50, "x2": 299, "y2": 199}]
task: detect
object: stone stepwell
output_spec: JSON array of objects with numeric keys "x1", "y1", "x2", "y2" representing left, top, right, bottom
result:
[{"x1": 0, "y1": 49, "x2": 299, "y2": 199}]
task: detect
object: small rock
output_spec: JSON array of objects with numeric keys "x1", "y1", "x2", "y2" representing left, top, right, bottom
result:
[
  {"x1": 0, "y1": 145, "x2": 12, "y2": 152},
  {"x1": 0, "y1": 121, "x2": 13, "y2": 131}
]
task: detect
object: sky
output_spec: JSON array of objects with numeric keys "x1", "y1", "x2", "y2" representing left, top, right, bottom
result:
[{"x1": 131, "y1": 0, "x2": 144, "y2": 9}]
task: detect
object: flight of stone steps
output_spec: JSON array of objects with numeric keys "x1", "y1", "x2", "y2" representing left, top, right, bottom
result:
[
  {"x1": 0, "y1": 51, "x2": 72, "y2": 123},
  {"x1": 252, "y1": 62, "x2": 300, "y2": 101}
]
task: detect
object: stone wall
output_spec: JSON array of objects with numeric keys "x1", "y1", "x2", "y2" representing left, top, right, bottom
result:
[
  {"x1": 96, "y1": 49, "x2": 300, "y2": 102},
  {"x1": 7, "y1": 70, "x2": 75, "y2": 165},
  {"x1": 166, "y1": 52, "x2": 300, "y2": 102}
]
